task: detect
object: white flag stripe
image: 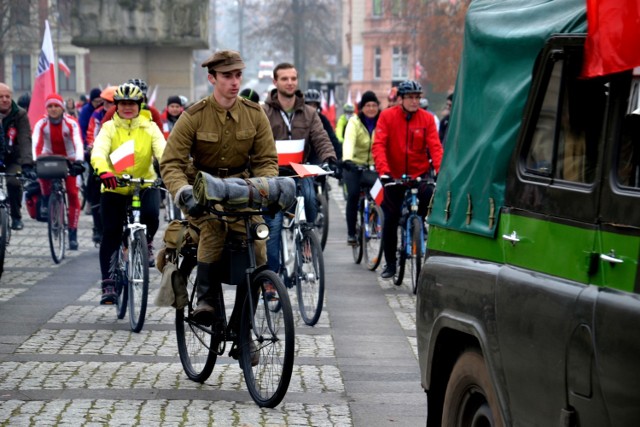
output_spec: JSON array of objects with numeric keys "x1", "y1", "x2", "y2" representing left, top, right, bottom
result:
[
  {"x1": 110, "y1": 139, "x2": 135, "y2": 164},
  {"x1": 370, "y1": 178, "x2": 383, "y2": 200},
  {"x1": 275, "y1": 139, "x2": 305, "y2": 154}
]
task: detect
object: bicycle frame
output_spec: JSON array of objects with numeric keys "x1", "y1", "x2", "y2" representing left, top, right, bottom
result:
[
  {"x1": 280, "y1": 193, "x2": 306, "y2": 279},
  {"x1": 402, "y1": 187, "x2": 425, "y2": 258}
]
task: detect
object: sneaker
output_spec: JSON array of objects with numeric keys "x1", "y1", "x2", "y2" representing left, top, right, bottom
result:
[
  {"x1": 263, "y1": 281, "x2": 278, "y2": 302},
  {"x1": 380, "y1": 264, "x2": 396, "y2": 279},
  {"x1": 10, "y1": 218, "x2": 23, "y2": 231},
  {"x1": 347, "y1": 235, "x2": 358, "y2": 246},
  {"x1": 147, "y1": 243, "x2": 155, "y2": 267},
  {"x1": 69, "y1": 228, "x2": 78, "y2": 250},
  {"x1": 100, "y1": 279, "x2": 117, "y2": 305},
  {"x1": 92, "y1": 228, "x2": 102, "y2": 244}
]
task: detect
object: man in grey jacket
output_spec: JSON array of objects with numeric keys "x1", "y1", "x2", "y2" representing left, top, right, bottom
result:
[{"x1": 262, "y1": 62, "x2": 336, "y2": 274}]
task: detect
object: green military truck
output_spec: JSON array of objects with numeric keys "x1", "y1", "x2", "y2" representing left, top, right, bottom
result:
[{"x1": 416, "y1": 0, "x2": 640, "y2": 426}]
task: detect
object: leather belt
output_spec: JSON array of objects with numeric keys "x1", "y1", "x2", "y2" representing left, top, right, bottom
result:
[{"x1": 196, "y1": 162, "x2": 249, "y2": 178}]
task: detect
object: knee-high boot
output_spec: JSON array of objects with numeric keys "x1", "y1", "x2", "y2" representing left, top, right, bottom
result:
[{"x1": 192, "y1": 262, "x2": 223, "y2": 326}]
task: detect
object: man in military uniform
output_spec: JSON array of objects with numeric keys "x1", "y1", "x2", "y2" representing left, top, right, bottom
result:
[{"x1": 160, "y1": 50, "x2": 278, "y2": 326}]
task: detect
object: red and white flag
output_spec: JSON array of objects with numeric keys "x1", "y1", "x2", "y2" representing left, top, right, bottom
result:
[
  {"x1": 327, "y1": 90, "x2": 336, "y2": 128},
  {"x1": 370, "y1": 178, "x2": 384, "y2": 205},
  {"x1": 110, "y1": 139, "x2": 135, "y2": 172},
  {"x1": 582, "y1": 0, "x2": 640, "y2": 78},
  {"x1": 355, "y1": 90, "x2": 362, "y2": 114},
  {"x1": 290, "y1": 162, "x2": 332, "y2": 178},
  {"x1": 275, "y1": 139, "x2": 305, "y2": 166},
  {"x1": 28, "y1": 20, "x2": 56, "y2": 128},
  {"x1": 58, "y1": 58, "x2": 71, "y2": 79},
  {"x1": 346, "y1": 90, "x2": 353, "y2": 107},
  {"x1": 147, "y1": 84, "x2": 158, "y2": 107}
]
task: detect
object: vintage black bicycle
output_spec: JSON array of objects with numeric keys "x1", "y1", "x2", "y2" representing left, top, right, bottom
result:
[{"x1": 174, "y1": 202, "x2": 295, "y2": 408}]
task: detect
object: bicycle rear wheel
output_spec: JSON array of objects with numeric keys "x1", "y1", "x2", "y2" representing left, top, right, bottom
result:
[
  {"x1": 295, "y1": 229, "x2": 325, "y2": 326},
  {"x1": 409, "y1": 217, "x2": 423, "y2": 295},
  {"x1": 364, "y1": 204, "x2": 384, "y2": 271},
  {"x1": 127, "y1": 230, "x2": 149, "y2": 332},
  {"x1": 393, "y1": 224, "x2": 406, "y2": 286},
  {"x1": 315, "y1": 192, "x2": 329, "y2": 250},
  {"x1": 240, "y1": 270, "x2": 294, "y2": 408},
  {"x1": 175, "y1": 260, "x2": 217, "y2": 382},
  {"x1": 112, "y1": 243, "x2": 129, "y2": 319},
  {"x1": 352, "y1": 209, "x2": 364, "y2": 264},
  {"x1": 47, "y1": 191, "x2": 66, "y2": 264},
  {"x1": 0, "y1": 207, "x2": 9, "y2": 279}
]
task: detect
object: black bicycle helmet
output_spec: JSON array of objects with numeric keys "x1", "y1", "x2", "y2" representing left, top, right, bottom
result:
[
  {"x1": 114, "y1": 83, "x2": 144, "y2": 104},
  {"x1": 304, "y1": 89, "x2": 322, "y2": 105},
  {"x1": 397, "y1": 80, "x2": 422, "y2": 96},
  {"x1": 127, "y1": 78, "x2": 148, "y2": 95}
]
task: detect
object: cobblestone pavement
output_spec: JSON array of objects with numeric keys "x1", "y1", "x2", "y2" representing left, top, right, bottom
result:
[{"x1": 0, "y1": 185, "x2": 423, "y2": 426}]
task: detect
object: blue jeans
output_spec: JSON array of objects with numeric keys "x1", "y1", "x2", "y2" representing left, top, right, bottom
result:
[{"x1": 265, "y1": 177, "x2": 317, "y2": 272}]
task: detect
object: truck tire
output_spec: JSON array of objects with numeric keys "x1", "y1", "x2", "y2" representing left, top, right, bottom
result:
[{"x1": 442, "y1": 349, "x2": 504, "y2": 427}]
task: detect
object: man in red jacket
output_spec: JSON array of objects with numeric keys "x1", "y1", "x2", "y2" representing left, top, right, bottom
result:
[{"x1": 372, "y1": 80, "x2": 443, "y2": 279}]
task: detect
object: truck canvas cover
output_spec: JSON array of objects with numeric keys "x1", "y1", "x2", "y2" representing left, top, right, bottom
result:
[{"x1": 429, "y1": 0, "x2": 586, "y2": 237}]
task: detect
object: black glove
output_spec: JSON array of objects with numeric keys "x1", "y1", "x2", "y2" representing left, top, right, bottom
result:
[
  {"x1": 379, "y1": 174, "x2": 392, "y2": 184},
  {"x1": 21, "y1": 165, "x2": 37, "y2": 180},
  {"x1": 267, "y1": 202, "x2": 281, "y2": 216},
  {"x1": 70, "y1": 161, "x2": 86, "y2": 177},
  {"x1": 179, "y1": 188, "x2": 207, "y2": 218},
  {"x1": 342, "y1": 160, "x2": 355, "y2": 172}
]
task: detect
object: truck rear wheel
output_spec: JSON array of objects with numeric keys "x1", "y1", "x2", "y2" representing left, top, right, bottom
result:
[{"x1": 442, "y1": 349, "x2": 503, "y2": 427}]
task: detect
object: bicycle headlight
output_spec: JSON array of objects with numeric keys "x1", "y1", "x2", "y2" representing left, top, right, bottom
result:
[{"x1": 252, "y1": 222, "x2": 270, "y2": 240}]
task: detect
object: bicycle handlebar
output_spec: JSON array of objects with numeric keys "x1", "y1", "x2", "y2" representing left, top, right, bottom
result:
[{"x1": 116, "y1": 174, "x2": 162, "y2": 187}]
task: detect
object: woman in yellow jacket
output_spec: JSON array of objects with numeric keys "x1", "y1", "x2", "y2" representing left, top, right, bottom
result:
[
  {"x1": 342, "y1": 90, "x2": 380, "y2": 245},
  {"x1": 91, "y1": 83, "x2": 166, "y2": 304}
]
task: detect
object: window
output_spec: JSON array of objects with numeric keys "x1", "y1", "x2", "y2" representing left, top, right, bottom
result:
[
  {"x1": 12, "y1": 55, "x2": 31, "y2": 92},
  {"x1": 58, "y1": 55, "x2": 76, "y2": 92},
  {"x1": 374, "y1": 47, "x2": 382, "y2": 80},
  {"x1": 372, "y1": 0, "x2": 383, "y2": 17},
  {"x1": 392, "y1": 0, "x2": 406, "y2": 17},
  {"x1": 392, "y1": 46, "x2": 409, "y2": 80},
  {"x1": 616, "y1": 76, "x2": 640, "y2": 188},
  {"x1": 524, "y1": 51, "x2": 604, "y2": 184}
]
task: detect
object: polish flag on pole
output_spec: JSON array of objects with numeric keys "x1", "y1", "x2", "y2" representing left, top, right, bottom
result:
[
  {"x1": 327, "y1": 90, "x2": 336, "y2": 128},
  {"x1": 147, "y1": 84, "x2": 158, "y2": 107},
  {"x1": 275, "y1": 139, "x2": 305, "y2": 166},
  {"x1": 355, "y1": 90, "x2": 362, "y2": 114},
  {"x1": 28, "y1": 20, "x2": 57, "y2": 128},
  {"x1": 110, "y1": 139, "x2": 135, "y2": 172},
  {"x1": 346, "y1": 90, "x2": 353, "y2": 106},
  {"x1": 370, "y1": 178, "x2": 384, "y2": 205},
  {"x1": 58, "y1": 58, "x2": 71, "y2": 78}
]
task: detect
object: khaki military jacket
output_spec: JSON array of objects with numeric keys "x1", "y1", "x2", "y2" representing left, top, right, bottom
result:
[{"x1": 160, "y1": 94, "x2": 278, "y2": 198}]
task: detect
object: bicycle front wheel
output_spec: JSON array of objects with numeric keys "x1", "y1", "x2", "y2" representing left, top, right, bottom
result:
[
  {"x1": 175, "y1": 260, "x2": 217, "y2": 382},
  {"x1": 48, "y1": 191, "x2": 66, "y2": 264},
  {"x1": 127, "y1": 230, "x2": 149, "y2": 332},
  {"x1": 0, "y1": 207, "x2": 9, "y2": 279},
  {"x1": 364, "y1": 205, "x2": 384, "y2": 271},
  {"x1": 393, "y1": 224, "x2": 406, "y2": 286},
  {"x1": 315, "y1": 192, "x2": 329, "y2": 250},
  {"x1": 352, "y1": 209, "x2": 364, "y2": 264},
  {"x1": 112, "y1": 244, "x2": 129, "y2": 319},
  {"x1": 296, "y1": 229, "x2": 325, "y2": 326},
  {"x1": 240, "y1": 270, "x2": 294, "y2": 408},
  {"x1": 409, "y1": 217, "x2": 423, "y2": 295}
]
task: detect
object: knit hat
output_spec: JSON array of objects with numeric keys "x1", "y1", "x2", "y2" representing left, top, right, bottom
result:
[
  {"x1": 167, "y1": 95, "x2": 182, "y2": 106},
  {"x1": 359, "y1": 91, "x2": 380, "y2": 110},
  {"x1": 45, "y1": 93, "x2": 65, "y2": 109},
  {"x1": 89, "y1": 88, "x2": 102, "y2": 101}
]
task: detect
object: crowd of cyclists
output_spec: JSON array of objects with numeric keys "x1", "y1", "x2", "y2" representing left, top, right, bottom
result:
[{"x1": 0, "y1": 47, "x2": 449, "y2": 312}]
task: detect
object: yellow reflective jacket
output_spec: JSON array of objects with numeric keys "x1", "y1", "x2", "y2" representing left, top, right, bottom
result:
[{"x1": 91, "y1": 112, "x2": 166, "y2": 195}]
